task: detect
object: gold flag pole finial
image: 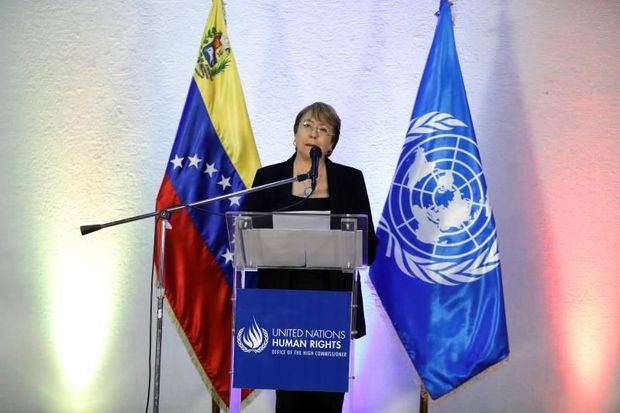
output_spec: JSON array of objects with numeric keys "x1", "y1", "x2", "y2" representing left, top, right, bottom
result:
[{"x1": 450, "y1": 1, "x2": 457, "y2": 25}]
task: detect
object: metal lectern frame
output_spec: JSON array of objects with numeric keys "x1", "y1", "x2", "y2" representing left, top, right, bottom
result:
[{"x1": 225, "y1": 212, "x2": 369, "y2": 413}]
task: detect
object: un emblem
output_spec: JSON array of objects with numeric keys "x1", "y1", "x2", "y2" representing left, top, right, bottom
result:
[
  {"x1": 237, "y1": 318, "x2": 269, "y2": 354},
  {"x1": 380, "y1": 112, "x2": 500, "y2": 285}
]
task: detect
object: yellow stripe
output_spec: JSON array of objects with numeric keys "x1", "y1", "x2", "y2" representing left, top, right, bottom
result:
[{"x1": 193, "y1": 0, "x2": 261, "y2": 188}]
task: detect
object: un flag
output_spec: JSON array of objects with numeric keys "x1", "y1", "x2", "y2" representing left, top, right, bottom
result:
[{"x1": 369, "y1": 0, "x2": 509, "y2": 399}]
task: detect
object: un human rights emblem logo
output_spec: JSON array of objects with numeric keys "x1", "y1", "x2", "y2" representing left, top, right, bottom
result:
[
  {"x1": 237, "y1": 318, "x2": 269, "y2": 354},
  {"x1": 379, "y1": 112, "x2": 500, "y2": 286}
]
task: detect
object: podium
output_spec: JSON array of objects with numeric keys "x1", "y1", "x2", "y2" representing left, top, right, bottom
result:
[{"x1": 225, "y1": 212, "x2": 369, "y2": 412}]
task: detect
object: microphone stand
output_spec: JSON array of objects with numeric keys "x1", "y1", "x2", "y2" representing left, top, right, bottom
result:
[{"x1": 80, "y1": 172, "x2": 310, "y2": 413}]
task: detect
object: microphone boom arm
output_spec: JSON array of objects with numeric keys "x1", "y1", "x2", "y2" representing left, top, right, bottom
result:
[{"x1": 80, "y1": 173, "x2": 309, "y2": 235}]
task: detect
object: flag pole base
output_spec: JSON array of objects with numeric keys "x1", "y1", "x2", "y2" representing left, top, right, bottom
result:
[
  {"x1": 211, "y1": 397, "x2": 220, "y2": 413},
  {"x1": 419, "y1": 387, "x2": 429, "y2": 413}
]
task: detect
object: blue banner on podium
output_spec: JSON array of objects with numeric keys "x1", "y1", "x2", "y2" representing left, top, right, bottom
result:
[{"x1": 233, "y1": 288, "x2": 351, "y2": 392}]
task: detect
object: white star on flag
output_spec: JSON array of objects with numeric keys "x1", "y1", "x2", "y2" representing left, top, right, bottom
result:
[
  {"x1": 218, "y1": 175, "x2": 231, "y2": 190},
  {"x1": 222, "y1": 248, "x2": 234, "y2": 264},
  {"x1": 229, "y1": 196, "x2": 241, "y2": 206},
  {"x1": 188, "y1": 153, "x2": 202, "y2": 168},
  {"x1": 204, "y1": 162, "x2": 218, "y2": 177},
  {"x1": 170, "y1": 154, "x2": 184, "y2": 169}
]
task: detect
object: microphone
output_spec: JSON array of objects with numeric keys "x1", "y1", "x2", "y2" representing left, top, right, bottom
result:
[{"x1": 309, "y1": 146, "x2": 322, "y2": 190}]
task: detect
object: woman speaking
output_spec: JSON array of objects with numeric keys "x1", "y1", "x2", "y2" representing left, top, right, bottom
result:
[{"x1": 244, "y1": 102, "x2": 378, "y2": 413}]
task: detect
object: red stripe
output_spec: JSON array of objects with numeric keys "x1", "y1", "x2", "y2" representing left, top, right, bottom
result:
[{"x1": 155, "y1": 175, "x2": 251, "y2": 405}]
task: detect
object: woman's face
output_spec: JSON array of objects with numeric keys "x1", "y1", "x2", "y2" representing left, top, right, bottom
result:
[{"x1": 294, "y1": 115, "x2": 335, "y2": 161}]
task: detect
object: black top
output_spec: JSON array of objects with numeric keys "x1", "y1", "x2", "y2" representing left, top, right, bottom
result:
[{"x1": 243, "y1": 155, "x2": 378, "y2": 338}]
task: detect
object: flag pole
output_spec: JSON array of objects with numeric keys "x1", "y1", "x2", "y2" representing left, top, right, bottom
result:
[{"x1": 419, "y1": 387, "x2": 429, "y2": 413}]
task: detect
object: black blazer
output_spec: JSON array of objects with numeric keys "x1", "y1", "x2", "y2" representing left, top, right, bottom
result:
[{"x1": 243, "y1": 154, "x2": 378, "y2": 338}]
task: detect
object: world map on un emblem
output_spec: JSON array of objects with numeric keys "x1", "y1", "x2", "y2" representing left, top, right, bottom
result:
[{"x1": 381, "y1": 112, "x2": 500, "y2": 285}]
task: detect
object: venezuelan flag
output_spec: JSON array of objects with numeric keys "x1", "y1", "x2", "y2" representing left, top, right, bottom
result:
[{"x1": 155, "y1": 0, "x2": 260, "y2": 407}]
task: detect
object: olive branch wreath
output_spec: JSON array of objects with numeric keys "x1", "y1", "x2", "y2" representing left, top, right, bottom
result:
[{"x1": 237, "y1": 326, "x2": 269, "y2": 353}]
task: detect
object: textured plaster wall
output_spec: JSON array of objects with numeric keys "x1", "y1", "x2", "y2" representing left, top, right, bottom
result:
[{"x1": 0, "y1": 1, "x2": 618, "y2": 412}]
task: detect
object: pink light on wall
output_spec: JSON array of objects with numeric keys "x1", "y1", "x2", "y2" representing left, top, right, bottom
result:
[{"x1": 540, "y1": 94, "x2": 619, "y2": 412}]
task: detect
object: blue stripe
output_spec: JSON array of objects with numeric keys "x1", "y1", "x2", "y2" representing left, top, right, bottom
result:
[{"x1": 165, "y1": 79, "x2": 245, "y2": 287}]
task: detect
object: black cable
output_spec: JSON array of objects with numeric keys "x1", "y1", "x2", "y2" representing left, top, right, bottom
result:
[
  {"x1": 187, "y1": 205, "x2": 227, "y2": 216},
  {"x1": 274, "y1": 188, "x2": 314, "y2": 212},
  {"x1": 182, "y1": 179, "x2": 316, "y2": 216},
  {"x1": 145, "y1": 216, "x2": 159, "y2": 413}
]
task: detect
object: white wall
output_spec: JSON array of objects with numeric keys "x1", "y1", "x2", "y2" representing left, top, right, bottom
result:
[{"x1": 0, "y1": 1, "x2": 618, "y2": 412}]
